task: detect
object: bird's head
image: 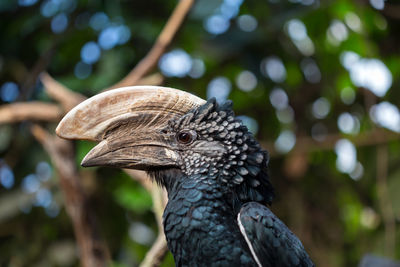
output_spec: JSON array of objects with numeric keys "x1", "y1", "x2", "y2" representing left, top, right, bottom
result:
[{"x1": 56, "y1": 86, "x2": 273, "y2": 204}]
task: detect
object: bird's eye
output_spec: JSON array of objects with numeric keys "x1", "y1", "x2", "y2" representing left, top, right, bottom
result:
[{"x1": 177, "y1": 131, "x2": 195, "y2": 144}]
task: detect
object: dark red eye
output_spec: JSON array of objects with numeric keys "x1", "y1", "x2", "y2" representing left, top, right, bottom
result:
[{"x1": 177, "y1": 131, "x2": 194, "y2": 144}]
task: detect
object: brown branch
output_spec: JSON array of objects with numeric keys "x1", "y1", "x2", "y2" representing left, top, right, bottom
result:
[
  {"x1": 136, "y1": 73, "x2": 165, "y2": 86},
  {"x1": 107, "y1": 0, "x2": 195, "y2": 90},
  {"x1": 31, "y1": 124, "x2": 110, "y2": 267},
  {"x1": 41, "y1": 72, "x2": 86, "y2": 111},
  {"x1": 140, "y1": 231, "x2": 169, "y2": 267},
  {"x1": 0, "y1": 102, "x2": 63, "y2": 124},
  {"x1": 125, "y1": 169, "x2": 169, "y2": 267},
  {"x1": 139, "y1": 186, "x2": 168, "y2": 267}
]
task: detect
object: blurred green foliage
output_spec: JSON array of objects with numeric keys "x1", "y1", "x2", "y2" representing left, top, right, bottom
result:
[{"x1": 0, "y1": 0, "x2": 399, "y2": 266}]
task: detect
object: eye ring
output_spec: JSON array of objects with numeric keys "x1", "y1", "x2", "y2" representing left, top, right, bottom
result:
[{"x1": 176, "y1": 130, "x2": 196, "y2": 144}]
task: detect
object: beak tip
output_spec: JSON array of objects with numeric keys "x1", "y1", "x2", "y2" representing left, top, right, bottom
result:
[
  {"x1": 80, "y1": 160, "x2": 89, "y2": 167},
  {"x1": 81, "y1": 154, "x2": 96, "y2": 167}
]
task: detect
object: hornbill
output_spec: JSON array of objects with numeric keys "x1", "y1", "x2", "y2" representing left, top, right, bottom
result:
[{"x1": 56, "y1": 86, "x2": 314, "y2": 267}]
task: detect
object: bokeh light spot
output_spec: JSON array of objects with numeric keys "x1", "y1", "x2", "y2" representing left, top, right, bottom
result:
[
  {"x1": 312, "y1": 97, "x2": 330, "y2": 119},
  {"x1": 340, "y1": 51, "x2": 359, "y2": 69},
  {"x1": 224, "y1": 0, "x2": 244, "y2": 6},
  {"x1": 369, "y1": 102, "x2": 400, "y2": 132},
  {"x1": 352, "y1": 60, "x2": 391, "y2": 97},
  {"x1": 220, "y1": 2, "x2": 240, "y2": 19},
  {"x1": 345, "y1": 12, "x2": 362, "y2": 32},
  {"x1": 301, "y1": 58, "x2": 321, "y2": 83},
  {"x1": 360, "y1": 207, "x2": 379, "y2": 229},
  {"x1": 335, "y1": 139, "x2": 357, "y2": 174},
  {"x1": 204, "y1": 14, "x2": 230, "y2": 35},
  {"x1": 36, "y1": 161, "x2": 52, "y2": 182},
  {"x1": 80, "y1": 41, "x2": 101, "y2": 64},
  {"x1": 350, "y1": 162, "x2": 364, "y2": 181},
  {"x1": 327, "y1": 20, "x2": 348, "y2": 45},
  {"x1": 237, "y1": 116, "x2": 259, "y2": 135},
  {"x1": 74, "y1": 61, "x2": 92, "y2": 79},
  {"x1": 22, "y1": 174, "x2": 40, "y2": 193},
  {"x1": 340, "y1": 87, "x2": 356, "y2": 105},
  {"x1": 285, "y1": 19, "x2": 314, "y2": 56},
  {"x1": 207, "y1": 77, "x2": 231, "y2": 103},
  {"x1": 276, "y1": 107, "x2": 294, "y2": 124},
  {"x1": 337, "y1": 112, "x2": 360, "y2": 134},
  {"x1": 40, "y1": 0, "x2": 58, "y2": 18},
  {"x1": 159, "y1": 49, "x2": 192, "y2": 77},
  {"x1": 269, "y1": 88, "x2": 288, "y2": 110},
  {"x1": 341, "y1": 52, "x2": 392, "y2": 97},
  {"x1": 59, "y1": 0, "x2": 76, "y2": 14},
  {"x1": 129, "y1": 222, "x2": 155, "y2": 245},
  {"x1": 286, "y1": 19, "x2": 307, "y2": 41},
  {"x1": 301, "y1": 0, "x2": 315, "y2": 5},
  {"x1": 116, "y1": 25, "x2": 131, "y2": 45},
  {"x1": 237, "y1": 15, "x2": 258, "y2": 32},
  {"x1": 370, "y1": 0, "x2": 385, "y2": 10},
  {"x1": 89, "y1": 12, "x2": 109, "y2": 31},
  {"x1": 261, "y1": 56, "x2": 287, "y2": 83},
  {"x1": 45, "y1": 202, "x2": 60, "y2": 217},
  {"x1": 1, "y1": 82, "x2": 19, "y2": 102},
  {"x1": 0, "y1": 164, "x2": 14, "y2": 189},
  {"x1": 236, "y1": 70, "x2": 257, "y2": 92},
  {"x1": 98, "y1": 26, "x2": 119, "y2": 50},
  {"x1": 35, "y1": 188, "x2": 52, "y2": 208},
  {"x1": 275, "y1": 130, "x2": 296, "y2": 154},
  {"x1": 189, "y1": 58, "x2": 205, "y2": 79},
  {"x1": 18, "y1": 0, "x2": 38, "y2": 6},
  {"x1": 51, "y1": 13, "x2": 68, "y2": 34}
]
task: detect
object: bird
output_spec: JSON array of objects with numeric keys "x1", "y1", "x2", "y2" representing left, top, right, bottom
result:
[{"x1": 56, "y1": 86, "x2": 314, "y2": 267}]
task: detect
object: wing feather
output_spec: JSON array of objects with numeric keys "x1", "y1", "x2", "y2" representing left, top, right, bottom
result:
[{"x1": 237, "y1": 202, "x2": 314, "y2": 267}]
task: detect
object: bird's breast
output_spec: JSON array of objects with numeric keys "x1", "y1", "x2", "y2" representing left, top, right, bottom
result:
[{"x1": 163, "y1": 181, "x2": 256, "y2": 266}]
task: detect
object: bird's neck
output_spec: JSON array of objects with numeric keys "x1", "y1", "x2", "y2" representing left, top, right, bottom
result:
[{"x1": 161, "y1": 172, "x2": 255, "y2": 266}]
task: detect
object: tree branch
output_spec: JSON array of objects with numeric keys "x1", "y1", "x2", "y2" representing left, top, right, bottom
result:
[
  {"x1": 31, "y1": 124, "x2": 111, "y2": 267},
  {"x1": 41, "y1": 72, "x2": 86, "y2": 111},
  {"x1": 140, "y1": 231, "x2": 169, "y2": 267},
  {"x1": 136, "y1": 73, "x2": 165, "y2": 87},
  {"x1": 107, "y1": 0, "x2": 195, "y2": 90},
  {"x1": 139, "y1": 186, "x2": 168, "y2": 267},
  {"x1": 0, "y1": 102, "x2": 63, "y2": 124}
]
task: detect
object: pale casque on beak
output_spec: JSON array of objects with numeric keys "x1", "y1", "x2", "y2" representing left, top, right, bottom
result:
[{"x1": 55, "y1": 86, "x2": 206, "y2": 170}]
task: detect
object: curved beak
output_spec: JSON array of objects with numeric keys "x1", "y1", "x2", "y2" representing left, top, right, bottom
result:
[{"x1": 56, "y1": 86, "x2": 205, "y2": 169}]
